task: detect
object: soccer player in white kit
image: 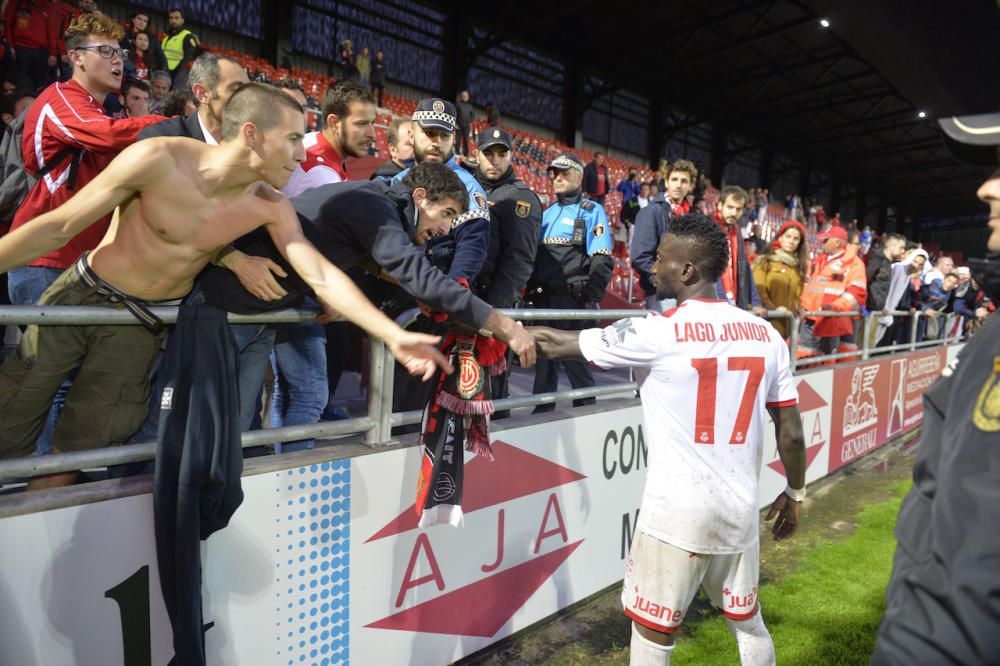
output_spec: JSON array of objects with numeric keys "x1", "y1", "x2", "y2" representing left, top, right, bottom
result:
[{"x1": 530, "y1": 213, "x2": 807, "y2": 666}]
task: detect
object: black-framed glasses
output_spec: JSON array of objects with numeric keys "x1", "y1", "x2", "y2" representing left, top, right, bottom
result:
[{"x1": 75, "y1": 44, "x2": 128, "y2": 60}]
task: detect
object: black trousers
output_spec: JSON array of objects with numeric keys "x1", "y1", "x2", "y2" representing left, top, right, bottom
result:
[
  {"x1": 456, "y1": 124, "x2": 471, "y2": 155},
  {"x1": 531, "y1": 291, "x2": 595, "y2": 412}
]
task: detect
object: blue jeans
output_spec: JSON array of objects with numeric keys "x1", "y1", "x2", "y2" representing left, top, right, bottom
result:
[
  {"x1": 271, "y1": 322, "x2": 329, "y2": 453},
  {"x1": 231, "y1": 323, "x2": 277, "y2": 433},
  {"x1": 8, "y1": 265, "x2": 68, "y2": 456}
]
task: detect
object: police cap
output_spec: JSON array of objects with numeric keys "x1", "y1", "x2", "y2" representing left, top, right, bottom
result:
[
  {"x1": 413, "y1": 98, "x2": 457, "y2": 133},
  {"x1": 939, "y1": 111, "x2": 1000, "y2": 166},
  {"x1": 478, "y1": 126, "x2": 512, "y2": 151},
  {"x1": 547, "y1": 153, "x2": 584, "y2": 174}
]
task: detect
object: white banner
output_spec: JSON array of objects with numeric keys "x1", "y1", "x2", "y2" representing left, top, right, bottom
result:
[{"x1": 0, "y1": 344, "x2": 964, "y2": 665}]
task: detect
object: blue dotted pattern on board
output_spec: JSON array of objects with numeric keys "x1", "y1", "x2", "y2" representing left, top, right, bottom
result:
[{"x1": 275, "y1": 460, "x2": 351, "y2": 665}]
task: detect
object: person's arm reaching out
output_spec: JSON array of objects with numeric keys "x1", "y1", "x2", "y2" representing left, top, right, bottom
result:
[
  {"x1": 529, "y1": 326, "x2": 583, "y2": 360},
  {"x1": 764, "y1": 404, "x2": 806, "y2": 540},
  {"x1": 0, "y1": 141, "x2": 169, "y2": 273},
  {"x1": 265, "y1": 197, "x2": 453, "y2": 380}
]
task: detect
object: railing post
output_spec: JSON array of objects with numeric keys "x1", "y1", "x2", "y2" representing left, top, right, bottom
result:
[
  {"x1": 909, "y1": 312, "x2": 920, "y2": 352},
  {"x1": 789, "y1": 312, "x2": 800, "y2": 368},
  {"x1": 861, "y1": 312, "x2": 873, "y2": 360},
  {"x1": 364, "y1": 337, "x2": 386, "y2": 446},
  {"x1": 378, "y1": 349, "x2": 395, "y2": 446}
]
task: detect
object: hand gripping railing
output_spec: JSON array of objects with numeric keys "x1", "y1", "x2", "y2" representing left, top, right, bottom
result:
[{"x1": 0, "y1": 305, "x2": 966, "y2": 481}]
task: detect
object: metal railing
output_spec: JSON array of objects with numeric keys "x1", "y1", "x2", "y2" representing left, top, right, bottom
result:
[{"x1": 0, "y1": 305, "x2": 968, "y2": 481}]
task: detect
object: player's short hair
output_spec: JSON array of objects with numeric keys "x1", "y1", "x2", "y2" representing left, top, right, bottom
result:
[
  {"x1": 65, "y1": 13, "x2": 123, "y2": 51},
  {"x1": 402, "y1": 162, "x2": 469, "y2": 210},
  {"x1": 664, "y1": 212, "x2": 730, "y2": 281},
  {"x1": 189, "y1": 53, "x2": 243, "y2": 94},
  {"x1": 221, "y1": 82, "x2": 303, "y2": 140},
  {"x1": 667, "y1": 159, "x2": 698, "y2": 181},
  {"x1": 720, "y1": 185, "x2": 749, "y2": 206},
  {"x1": 387, "y1": 117, "x2": 411, "y2": 148},
  {"x1": 150, "y1": 70, "x2": 171, "y2": 83},
  {"x1": 884, "y1": 232, "x2": 906, "y2": 245},
  {"x1": 322, "y1": 79, "x2": 374, "y2": 120}
]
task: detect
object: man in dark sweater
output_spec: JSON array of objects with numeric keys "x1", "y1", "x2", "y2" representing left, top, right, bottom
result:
[{"x1": 198, "y1": 162, "x2": 536, "y2": 370}]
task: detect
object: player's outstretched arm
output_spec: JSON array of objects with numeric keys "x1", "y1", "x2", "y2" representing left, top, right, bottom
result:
[
  {"x1": 765, "y1": 404, "x2": 806, "y2": 541},
  {"x1": 265, "y1": 199, "x2": 453, "y2": 380},
  {"x1": 0, "y1": 140, "x2": 168, "y2": 274},
  {"x1": 528, "y1": 326, "x2": 584, "y2": 360}
]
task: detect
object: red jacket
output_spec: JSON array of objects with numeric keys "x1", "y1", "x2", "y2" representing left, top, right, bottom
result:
[
  {"x1": 11, "y1": 80, "x2": 165, "y2": 270},
  {"x1": 5, "y1": 0, "x2": 53, "y2": 52}
]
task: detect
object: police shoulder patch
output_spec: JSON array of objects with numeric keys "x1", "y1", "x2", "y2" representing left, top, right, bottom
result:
[
  {"x1": 593, "y1": 224, "x2": 605, "y2": 237},
  {"x1": 515, "y1": 200, "x2": 532, "y2": 218},
  {"x1": 972, "y1": 356, "x2": 1000, "y2": 432},
  {"x1": 581, "y1": 200, "x2": 594, "y2": 211},
  {"x1": 472, "y1": 191, "x2": 488, "y2": 210}
]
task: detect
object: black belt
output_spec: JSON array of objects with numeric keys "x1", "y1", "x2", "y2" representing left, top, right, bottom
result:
[{"x1": 75, "y1": 253, "x2": 179, "y2": 335}]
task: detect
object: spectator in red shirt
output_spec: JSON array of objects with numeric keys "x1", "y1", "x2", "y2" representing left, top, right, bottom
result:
[
  {"x1": 5, "y1": 0, "x2": 55, "y2": 93},
  {"x1": 583, "y1": 151, "x2": 610, "y2": 204},
  {"x1": 6, "y1": 13, "x2": 163, "y2": 452}
]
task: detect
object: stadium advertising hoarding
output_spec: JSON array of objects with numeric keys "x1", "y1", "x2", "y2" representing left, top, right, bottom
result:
[{"x1": 0, "y1": 345, "x2": 963, "y2": 665}]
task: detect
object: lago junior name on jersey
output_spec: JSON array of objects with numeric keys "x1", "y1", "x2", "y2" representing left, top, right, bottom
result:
[{"x1": 673, "y1": 320, "x2": 773, "y2": 343}]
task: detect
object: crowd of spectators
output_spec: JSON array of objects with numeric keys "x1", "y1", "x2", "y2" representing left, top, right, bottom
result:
[{"x1": 0, "y1": 8, "x2": 990, "y2": 487}]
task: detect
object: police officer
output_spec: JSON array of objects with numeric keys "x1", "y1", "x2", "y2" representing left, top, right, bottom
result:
[
  {"x1": 468, "y1": 126, "x2": 541, "y2": 412},
  {"x1": 529, "y1": 153, "x2": 614, "y2": 412},
  {"x1": 391, "y1": 98, "x2": 492, "y2": 420},
  {"x1": 871, "y1": 112, "x2": 1000, "y2": 664}
]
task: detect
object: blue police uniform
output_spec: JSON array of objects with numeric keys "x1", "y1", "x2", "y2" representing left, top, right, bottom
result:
[{"x1": 529, "y1": 154, "x2": 615, "y2": 412}]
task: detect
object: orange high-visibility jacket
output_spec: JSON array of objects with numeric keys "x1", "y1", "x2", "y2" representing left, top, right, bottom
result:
[{"x1": 800, "y1": 250, "x2": 868, "y2": 337}]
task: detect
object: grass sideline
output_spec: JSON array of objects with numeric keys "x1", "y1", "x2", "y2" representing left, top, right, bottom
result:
[{"x1": 672, "y1": 481, "x2": 910, "y2": 666}]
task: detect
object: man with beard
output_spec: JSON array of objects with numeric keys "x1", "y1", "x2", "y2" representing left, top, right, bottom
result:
[
  {"x1": 631, "y1": 159, "x2": 696, "y2": 310},
  {"x1": 714, "y1": 186, "x2": 765, "y2": 316},
  {"x1": 273, "y1": 80, "x2": 376, "y2": 449},
  {"x1": 871, "y1": 113, "x2": 1000, "y2": 665},
  {"x1": 467, "y1": 126, "x2": 541, "y2": 413},
  {"x1": 161, "y1": 7, "x2": 198, "y2": 91},
  {"x1": 284, "y1": 79, "x2": 375, "y2": 196}
]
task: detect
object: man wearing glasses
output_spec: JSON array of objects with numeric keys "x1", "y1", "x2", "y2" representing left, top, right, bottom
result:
[{"x1": 5, "y1": 13, "x2": 163, "y2": 453}]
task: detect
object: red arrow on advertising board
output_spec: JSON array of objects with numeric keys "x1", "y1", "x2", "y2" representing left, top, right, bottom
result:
[
  {"x1": 365, "y1": 540, "x2": 584, "y2": 637},
  {"x1": 367, "y1": 440, "x2": 587, "y2": 543}
]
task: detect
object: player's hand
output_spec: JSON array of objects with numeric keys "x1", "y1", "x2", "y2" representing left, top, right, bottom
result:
[
  {"x1": 505, "y1": 323, "x2": 537, "y2": 368},
  {"x1": 224, "y1": 251, "x2": 289, "y2": 301},
  {"x1": 765, "y1": 492, "x2": 801, "y2": 541},
  {"x1": 388, "y1": 331, "x2": 453, "y2": 381},
  {"x1": 751, "y1": 305, "x2": 769, "y2": 318}
]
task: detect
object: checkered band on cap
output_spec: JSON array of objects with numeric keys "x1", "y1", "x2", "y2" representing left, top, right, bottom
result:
[
  {"x1": 549, "y1": 155, "x2": 583, "y2": 173},
  {"x1": 413, "y1": 109, "x2": 456, "y2": 128}
]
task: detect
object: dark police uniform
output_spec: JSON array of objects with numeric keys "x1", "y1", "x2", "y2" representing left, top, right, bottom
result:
[
  {"x1": 871, "y1": 110, "x2": 1000, "y2": 665},
  {"x1": 468, "y1": 127, "x2": 542, "y2": 411},
  {"x1": 529, "y1": 153, "x2": 614, "y2": 411}
]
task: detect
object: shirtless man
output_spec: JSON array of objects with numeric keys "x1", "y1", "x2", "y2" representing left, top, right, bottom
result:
[{"x1": 0, "y1": 83, "x2": 450, "y2": 485}]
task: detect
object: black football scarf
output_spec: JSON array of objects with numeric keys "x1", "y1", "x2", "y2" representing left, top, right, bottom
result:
[{"x1": 415, "y1": 334, "x2": 507, "y2": 527}]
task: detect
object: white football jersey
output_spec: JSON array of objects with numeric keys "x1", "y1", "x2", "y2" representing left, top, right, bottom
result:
[{"x1": 580, "y1": 298, "x2": 798, "y2": 553}]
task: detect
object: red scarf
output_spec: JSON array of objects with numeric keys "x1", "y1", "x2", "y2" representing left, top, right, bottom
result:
[
  {"x1": 670, "y1": 197, "x2": 691, "y2": 216},
  {"x1": 714, "y1": 210, "x2": 741, "y2": 302}
]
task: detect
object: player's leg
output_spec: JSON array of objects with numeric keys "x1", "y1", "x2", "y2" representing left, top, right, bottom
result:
[
  {"x1": 703, "y1": 540, "x2": 775, "y2": 666},
  {"x1": 622, "y1": 530, "x2": 708, "y2": 665}
]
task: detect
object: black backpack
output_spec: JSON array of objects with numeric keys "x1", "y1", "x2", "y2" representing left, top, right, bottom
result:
[{"x1": 0, "y1": 110, "x2": 82, "y2": 225}]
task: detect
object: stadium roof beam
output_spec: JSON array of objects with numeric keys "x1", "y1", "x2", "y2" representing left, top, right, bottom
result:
[
  {"x1": 720, "y1": 69, "x2": 881, "y2": 118},
  {"x1": 849, "y1": 138, "x2": 946, "y2": 160}
]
